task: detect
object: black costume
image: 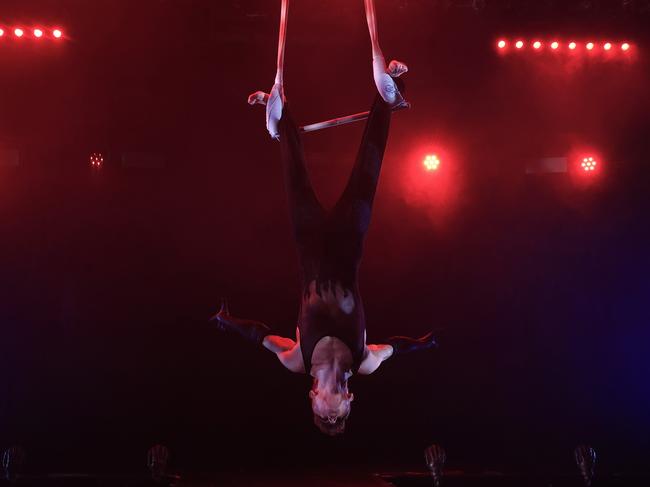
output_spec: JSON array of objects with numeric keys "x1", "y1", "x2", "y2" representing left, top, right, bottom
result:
[
  {"x1": 214, "y1": 80, "x2": 436, "y2": 368},
  {"x1": 279, "y1": 92, "x2": 391, "y2": 373}
]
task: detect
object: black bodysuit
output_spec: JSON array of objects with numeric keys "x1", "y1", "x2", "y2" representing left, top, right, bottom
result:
[{"x1": 277, "y1": 92, "x2": 394, "y2": 374}]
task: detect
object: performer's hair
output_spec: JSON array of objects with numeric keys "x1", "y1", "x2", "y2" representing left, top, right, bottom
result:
[{"x1": 313, "y1": 413, "x2": 346, "y2": 436}]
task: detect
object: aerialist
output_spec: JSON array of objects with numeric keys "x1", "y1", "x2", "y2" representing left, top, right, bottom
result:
[{"x1": 213, "y1": 0, "x2": 437, "y2": 436}]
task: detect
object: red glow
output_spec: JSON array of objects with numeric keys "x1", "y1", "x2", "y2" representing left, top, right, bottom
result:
[
  {"x1": 497, "y1": 40, "x2": 506, "y2": 49},
  {"x1": 401, "y1": 143, "x2": 462, "y2": 229},
  {"x1": 0, "y1": 29, "x2": 4, "y2": 37},
  {"x1": 423, "y1": 154, "x2": 441, "y2": 172},
  {"x1": 515, "y1": 40, "x2": 524, "y2": 49},
  {"x1": 604, "y1": 42, "x2": 612, "y2": 51},
  {"x1": 53, "y1": 29, "x2": 63, "y2": 39},
  {"x1": 14, "y1": 28, "x2": 24, "y2": 38},
  {"x1": 569, "y1": 42, "x2": 577, "y2": 50},
  {"x1": 622, "y1": 42, "x2": 630, "y2": 51},
  {"x1": 34, "y1": 29, "x2": 43, "y2": 38},
  {"x1": 533, "y1": 41, "x2": 542, "y2": 50},
  {"x1": 586, "y1": 42, "x2": 595, "y2": 50},
  {"x1": 551, "y1": 41, "x2": 559, "y2": 50}
]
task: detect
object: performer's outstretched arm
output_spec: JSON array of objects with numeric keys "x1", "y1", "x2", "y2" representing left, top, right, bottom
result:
[
  {"x1": 211, "y1": 301, "x2": 305, "y2": 373},
  {"x1": 357, "y1": 344, "x2": 393, "y2": 375},
  {"x1": 263, "y1": 330, "x2": 305, "y2": 373},
  {"x1": 358, "y1": 333, "x2": 438, "y2": 375}
]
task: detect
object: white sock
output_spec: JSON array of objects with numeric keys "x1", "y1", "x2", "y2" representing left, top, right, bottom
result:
[
  {"x1": 373, "y1": 55, "x2": 405, "y2": 107},
  {"x1": 266, "y1": 83, "x2": 284, "y2": 140}
]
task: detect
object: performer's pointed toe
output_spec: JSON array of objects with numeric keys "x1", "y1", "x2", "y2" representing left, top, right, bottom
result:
[{"x1": 387, "y1": 60, "x2": 409, "y2": 78}]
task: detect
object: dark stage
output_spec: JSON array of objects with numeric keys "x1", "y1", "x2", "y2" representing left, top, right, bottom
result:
[{"x1": 1, "y1": 0, "x2": 650, "y2": 484}]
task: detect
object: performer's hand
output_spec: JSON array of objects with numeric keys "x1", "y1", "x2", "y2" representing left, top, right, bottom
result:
[
  {"x1": 386, "y1": 332, "x2": 438, "y2": 355},
  {"x1": 210, "y1": 299, "x2": 230, "y2": 331},
  {"x1": 416, "y1": 331, "x2": 438, "y2": 349},
  {"x1": 208, "y1": 299, "x2": 271, "y2": 346}
]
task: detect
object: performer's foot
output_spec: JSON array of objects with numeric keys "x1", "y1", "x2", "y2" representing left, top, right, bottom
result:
[
  {"x1": 387, "y1": 59, "x2": 408, "y2": 78},
  {"x1": 373, "y1": 56, "x2": 409, "y2": 109},
  {"x1": 247, "y1": 86, "x2": 284, "y2": 140},
  {"x1": 247, "y1": 91, "x2": 269, "y2": 106},
  {"x1": 265, "y1": 82, "x2": 284, "y2": 140}
]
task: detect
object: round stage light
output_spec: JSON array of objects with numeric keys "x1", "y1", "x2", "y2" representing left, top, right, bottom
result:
[
  {"x1": 569, "y1": 42, "x2": 577, "y2": 50},
  {"x1": 53, "y1": 29, "x2": 63, "y2": 39},
  {"x1": 581, "y1": 157, "x2": 598, "y2": 172},
  {"x1": 0, "y1": 29, "x2": 4, "y2": 37},
  {"x1": 551, "y1": 41, "x2": 559, "y2": 50},
  {"x1": 497, "y1": 40, "x2": 506, "y2": 49},
  {"x1": 586, "y1": 42, "x2": 595, "y2": 50},
  {"x1": 515, "y1": 40, "x2": 524, "y2": 49},
  {"x1": 423, "y1": 154, "x2": 441, "y2": 172},
  {"x1": 34, "y1": 29, "x2": 43, "y2": 38},
  {"x1": 604, "y1": 42, "x2": 612, "y2": 51},
  {"x1": 533, "y1": 41, "x2": 542, "y2": 50},
  {"x1": 621, "y1": 42, "x2": 630, "y2": 51},
  {"x1": 90, "y1": 152, "x2": 104, "y2": 168},
  {"x1": 14, "y1": 28, "x2": 24, "y2": 38}
]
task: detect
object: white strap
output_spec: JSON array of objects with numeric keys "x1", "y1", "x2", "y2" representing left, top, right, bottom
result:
[{"x1": 275, "y1": 0, "x2": 290, "y2": 85}]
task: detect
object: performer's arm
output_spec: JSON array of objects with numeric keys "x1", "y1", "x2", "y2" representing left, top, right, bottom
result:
[
  {"x1": 263, "y1": 334, "x2": 305, "y2": 374},
  {"x1": 358, "y1": 333, "x2": 438, "y2": 375},
  {"x1": 385, "y1": 332, "x2": 438, "y2": 355},
  {"x1": 210, "y1": 301, "x2": 271, "y2": 346},
  {"x1": 211, "y1": 302, "x2": 305, "y2": 373},
  {"x1": 357, "y1": 344, "x2": 394, "y2": 375}
]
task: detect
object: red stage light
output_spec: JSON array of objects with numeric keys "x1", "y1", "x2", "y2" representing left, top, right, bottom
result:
[
  {"x1": 53, "y1": 29, "x2": 63, "y2": 39},
  {"x1": 533, "y1": 41, "x2": 542, "y2": 50},
  {"x1": 423, "y1": 154, "x2": 441, "y2": 172},
  {"x1": 0, "y1": 29, "x2": 4, "y2": 37},
  {"x1": 604, "y1": 42, "x2": 612, "y2": 51},
  {"x1": 569, "y1": 42, "x2": 577, "y2": 50},
  {"x1": 621, "y1": 42, "x2": 630, "y2": 51},
  {"x1": 586, "y1": 42, "x2": 595, "y2": 50},
  {"x1": 551, "y1": 41, "x2": 559, "y2": 50},
  {"x1": 497, "y1": 40, "x2": 506, "y2": 49},
  {"x1": 90, "y1": 152, "x2": 104, "y2": 168},
  {"x1": 515, "y1": 40, "x2": 524, "y2": 49},
  {"x1": 14, "y1": 28, "x2": 24, "y2": 38},
  {"x1": 581, "y1": 157, "x2": 598, "y2": 172},
  {"x1": 34, "y1": 29, "x2": 43, "y2": 38}
]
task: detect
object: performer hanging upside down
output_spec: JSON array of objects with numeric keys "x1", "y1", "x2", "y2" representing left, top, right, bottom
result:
[{"x1": 213, "y1": 0, "x2": 436, "y2": 436}]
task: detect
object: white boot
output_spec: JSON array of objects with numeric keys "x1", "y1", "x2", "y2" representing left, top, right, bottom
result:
[{"x1": 373, "y1": 56, "x2": 408, "y2": 108}]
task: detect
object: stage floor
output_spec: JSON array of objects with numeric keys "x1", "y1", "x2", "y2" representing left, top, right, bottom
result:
[{"x1": 5, "y1": 470, "x2": 650, "y2": 487}]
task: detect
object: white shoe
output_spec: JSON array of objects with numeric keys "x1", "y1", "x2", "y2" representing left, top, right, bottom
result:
[{"x1": 266, "y1": 83, "x2": 284, "y2": 140}]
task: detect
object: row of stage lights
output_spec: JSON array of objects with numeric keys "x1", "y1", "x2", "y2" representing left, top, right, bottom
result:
[
  {"x1": 0, "y1": 27, "x2": 64, "y2": 39},
  {"x1": 422, "y1": 154, "x2": 600, "y2": 174},
  {"x1": 497, "y1": 39, "x2": 632, "y2": 53},
  {"x1": 88, "y1": 152, "x2": 601, "y2": 175}
]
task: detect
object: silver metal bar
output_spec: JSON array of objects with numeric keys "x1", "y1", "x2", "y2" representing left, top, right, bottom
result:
[{"x1": 300, "y1": 104, "x2": 409, "y2": 133}]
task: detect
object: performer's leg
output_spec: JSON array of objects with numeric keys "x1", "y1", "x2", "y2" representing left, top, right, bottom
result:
[
  {"x1": 278, "y1": 105, "x2": 324, "y2": 243},
  {"x1": 333, "y1": 94, "x2": 393, "y2": 238},
  {"x1": 364, "y1": 0, "x2": 408, "y2": 108},
  {"x1": 248, "y1": 0, "x2": 289, "y2": 139}
]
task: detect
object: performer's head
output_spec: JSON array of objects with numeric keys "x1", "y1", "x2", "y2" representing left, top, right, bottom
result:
[{"x1": 309, "y1": 379, "x2": 353, "y2": 436}]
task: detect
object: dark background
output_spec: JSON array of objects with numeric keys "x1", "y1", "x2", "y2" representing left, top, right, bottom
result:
[{"x1": 1, "y1": 0, "x2": 649, "y2": 476}]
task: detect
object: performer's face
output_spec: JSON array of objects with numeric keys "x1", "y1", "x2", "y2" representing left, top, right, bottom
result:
[{"x1": 309, "y1": 386, "x2": 354, "y2": 424}]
